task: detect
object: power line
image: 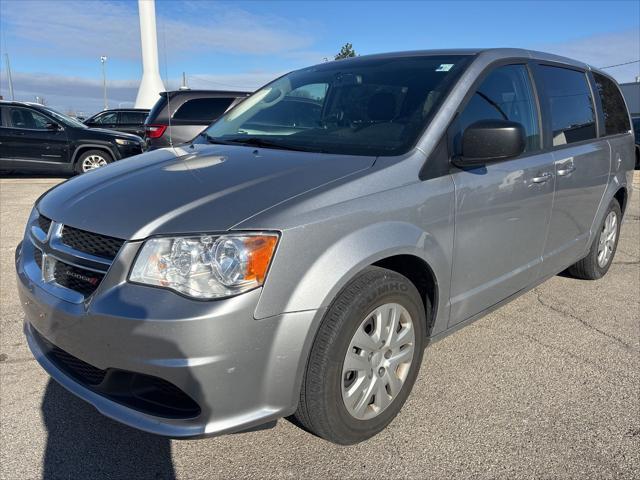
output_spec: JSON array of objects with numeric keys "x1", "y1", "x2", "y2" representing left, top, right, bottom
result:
[
  {"x1": 188, "y1": 75, "x2": 257, "y2": 90},
  {"x1": 599, "y1": 59, "x2": 640, "y2": 69}
]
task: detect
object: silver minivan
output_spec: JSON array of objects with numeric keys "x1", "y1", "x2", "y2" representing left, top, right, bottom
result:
[{"x1": 16, "y1": 49, "x2": 635, "y2": 445}]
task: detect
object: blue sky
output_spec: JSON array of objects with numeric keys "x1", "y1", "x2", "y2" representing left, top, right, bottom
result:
[{"x1": 1, "y1": 0, "x2": 639, "y2": 114}]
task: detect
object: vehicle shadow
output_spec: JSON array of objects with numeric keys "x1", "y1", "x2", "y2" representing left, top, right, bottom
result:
[
  {"x1": 41, "y1": 380, "x2": 176, "y2": 480},
  {"x1": 36, "y1": 281, "x2": 209, "y2": 480}
]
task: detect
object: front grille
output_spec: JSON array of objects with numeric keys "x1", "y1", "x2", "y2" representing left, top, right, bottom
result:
[
  {"x1": 32, "y1": 329, "x2": 201, "y2": 419},
  {"x1": 50, "y1": 344, "x2": 107, "y2": 385},
  {"x1": 30, "y1": 220, "x2": 124, "y2": 299},
  {"x1": 53, "y1": 262, "x2": 104, "y2": 297},
  {"x1": 38, "y1": 215, "x2": 52, "y2": 234},
  {"x1": 61, "y1": 226, "x2": 124, "y2": 260}
]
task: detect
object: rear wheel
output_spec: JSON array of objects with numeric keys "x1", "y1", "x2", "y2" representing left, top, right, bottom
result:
[
  {"x1": 566, "y1": 198, "x2": 622, "y2": 280},
  {"x1": 75, "y1": 150, "x2": 113, "y2": 174},
  {"x1": 293, "y1": 266, "x2": 426, "y2": 444}
]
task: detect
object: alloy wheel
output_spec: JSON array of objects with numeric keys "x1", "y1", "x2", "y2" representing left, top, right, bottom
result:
[{"x1": 81, "y1": 154, "x2": 108, "y2": 172}]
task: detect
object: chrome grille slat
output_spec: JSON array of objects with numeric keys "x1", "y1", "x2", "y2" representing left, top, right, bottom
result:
[{"x1": 29, "y1": 214, "x2": 124, "y2": 300}]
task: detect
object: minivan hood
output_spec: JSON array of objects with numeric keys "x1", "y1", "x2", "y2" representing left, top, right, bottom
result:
[{"x1": 38, "y1": 144, "x2": 375, "y2": 240}]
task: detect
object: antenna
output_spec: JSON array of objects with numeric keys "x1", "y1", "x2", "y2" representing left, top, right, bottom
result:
[
  {"x1": 160, "y1": 14, "x2": 173, "y2": 148},
  {"x1": 179, "y1": 71, "x2": 189, "y2": 90},
  {"x1": 4, "y1": 53, "x2": 15, "y2": 100}
]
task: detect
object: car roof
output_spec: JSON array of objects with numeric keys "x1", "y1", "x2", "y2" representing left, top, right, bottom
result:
[
  {"x1": 163, "y1": 89, "x2": 251, "y2": 96},
  {"x1": 0, "y1": 100, "x2": 48, "y2": 108},
  {"x1": 94, "y1": 108, "x2": 150, "y2": 112},
  {"x1": 304, "y1": 47, "x2": 606, "y2": 76}
]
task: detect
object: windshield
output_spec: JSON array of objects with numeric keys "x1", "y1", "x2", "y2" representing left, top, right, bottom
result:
[
  {"x1": 42, "y1": 107, "x2": 88, "y2": 129},
  {"x1": 201, "y1": 55, "x2": 471, "y2": 156}
]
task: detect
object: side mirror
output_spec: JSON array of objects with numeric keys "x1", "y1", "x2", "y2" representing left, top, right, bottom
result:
[
  {"x1": 454, "y1": 119, "x2": 525, "y2": 167},
  {"x1": 46, "y1": 122, "x2": 62, "y2": 131}
]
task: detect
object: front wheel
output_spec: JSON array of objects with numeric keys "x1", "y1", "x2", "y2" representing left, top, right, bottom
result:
[
  {"x1": 566, "y1": 198, "x2": 622, "y2": 280},
  {"x1": 292, "y1": 266, "x2": 426, "y2": 444},
  {"x1": 75, "y1": 150, "x2": 113, "y2": 174}
]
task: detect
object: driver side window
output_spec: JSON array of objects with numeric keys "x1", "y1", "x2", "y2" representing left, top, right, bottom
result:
[
  {"x1": 8, "y1": 107, "x2": 51, "y2": 130},
  {"x1": 456, "y1": 64, "x2": 541, "y2": 153}
]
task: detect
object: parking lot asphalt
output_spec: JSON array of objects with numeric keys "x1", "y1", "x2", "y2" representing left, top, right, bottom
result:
[{"x1": 0, "y1": 174, "x2": 638, "y2": 480}]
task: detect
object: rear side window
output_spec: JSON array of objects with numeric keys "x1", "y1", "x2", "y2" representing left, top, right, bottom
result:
[
  {"x1": 120, "y1": 111, "x2": 147, "y2": 124},
  {"x1": 593, "y1": 72, "x2": 630, "y2": 136},
  {"x1": 538, "y1": 66, "x2": 596, "y2": 146},
  {"x1": 455, "y1": 64, "x2": 541, "y2": 153},
  {"x1": 173, "y1": 97, "x2": 235, "y2": 122}
]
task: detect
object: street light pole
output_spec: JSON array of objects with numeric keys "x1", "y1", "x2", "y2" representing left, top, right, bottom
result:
[
  {"x1": 4, "y1": 54, "x2": 15, "y2": 100},
  {"x1": 100, "y1": 56, "x2": 108, "y2": 110}
]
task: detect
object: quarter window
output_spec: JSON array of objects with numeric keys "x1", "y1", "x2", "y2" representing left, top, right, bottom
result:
[
  {"x1": 538, "y1": 66, "x2": 596, "y2": 146},
  {"x1": 456, "y1": 64, "x2": 541, "y2": 153},
  {"x1": 593, "y1": 72, "x2": 630, "y2": 136}
]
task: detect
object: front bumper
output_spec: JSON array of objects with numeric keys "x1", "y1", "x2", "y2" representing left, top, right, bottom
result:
[
  {"x1": 16, "y1": 238, "x2": 318, "y2": 438},
  {"x1": 115, "y1": 142, "x2": 144, "y2": 159}
]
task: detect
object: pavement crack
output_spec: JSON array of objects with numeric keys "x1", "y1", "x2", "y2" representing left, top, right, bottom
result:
[{"x1": 533, "y1": 288, "x2": 635, "y2": 351}]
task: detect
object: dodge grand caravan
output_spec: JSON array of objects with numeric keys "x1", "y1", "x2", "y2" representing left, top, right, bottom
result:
[{"x1": 16, "y1": 49, "x2": 634, "y2": 445}]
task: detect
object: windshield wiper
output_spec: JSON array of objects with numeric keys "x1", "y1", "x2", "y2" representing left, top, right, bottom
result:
[
  {"x1": 224, "y1": 137, "x2": 318, "y2": 152},
  {"x1": 202, "y1": 133, "x2": 235, "y2": 145}
]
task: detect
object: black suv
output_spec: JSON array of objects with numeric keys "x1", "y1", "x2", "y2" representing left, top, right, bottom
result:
[
  {"x1": 84, "y1": 108, "x2": 149, "y2": 137},
  {"x1": 144, "y1": 90, "x2": 249, "y2": 150},
  {"x1": 0, "y1": 101, "x2": 144, "y2": 174}
]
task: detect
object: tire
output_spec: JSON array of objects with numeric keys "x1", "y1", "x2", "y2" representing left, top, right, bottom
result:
[
  {"x1": 75, "y1": 149, "x2": 113, "y2": 174},
  {"x1": 566, "y1": 198, "x2": 622, "y2": 280},
  {"x1": 292, "y1": 266, "x2": 426, "y2": 444}
]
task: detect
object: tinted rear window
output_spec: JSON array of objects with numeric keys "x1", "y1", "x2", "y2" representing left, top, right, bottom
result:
[
  {"x1": 538, "y1": 66, "x2": 597, "y2": 146},
  {"x1": 593, "y1": 73, "x2": 630, "y2": 136},
  {"x1": 173, "y1": 97, "x2": 235, "y2": 122}
]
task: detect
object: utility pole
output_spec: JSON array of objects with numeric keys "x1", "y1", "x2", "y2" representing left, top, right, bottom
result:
[
  {"x1": 100, "y1": 55, "x2": 108, "y2": 109},
  {"x1": 4, "y1": 53, "x2": 15, "y2": 100}
]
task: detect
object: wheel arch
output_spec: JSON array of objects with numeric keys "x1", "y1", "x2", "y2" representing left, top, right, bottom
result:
[
  {"x1": 372, "y1": 254, "x2": 439, "y2": 337},
  {"x1": 613, "y1": 185, "x2": 628, "y2": 214},
  {"x1": 71, "y1": 144, "x2": 116, "y2": 166}
]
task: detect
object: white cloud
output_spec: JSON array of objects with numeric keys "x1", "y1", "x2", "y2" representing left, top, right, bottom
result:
[
  {"x1": 0, "y1": 69, "x2": 284, "y2": 114},
  {"x1": 539, "y1": 28, "x2": 640, "y2": 83},
  {"x1": 1, "y1": 0, "x2": 315, "y2": 59}
]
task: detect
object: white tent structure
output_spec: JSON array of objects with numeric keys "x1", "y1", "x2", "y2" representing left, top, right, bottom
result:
[{"x1": 134, "y1": 0, "x2": 165, "y2": 109}]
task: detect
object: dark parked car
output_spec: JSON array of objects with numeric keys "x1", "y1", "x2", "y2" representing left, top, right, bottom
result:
[
  {"x1": 0, "y1": 101, "x2": 144, "y2": 174},
  {"x1": 84, "y1": 108, "x2": 149, "y2": 137},
  {"x1": 144, "y1": 90, "x2": 249, "y2": 150}
]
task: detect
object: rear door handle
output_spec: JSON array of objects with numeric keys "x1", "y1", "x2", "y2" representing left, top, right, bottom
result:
[
  {"x1": 556, "y1": 157, "x2": 575, "y2": 176},
  {"x1": 531, "y1": 172, "x2": 553, "y2": 184}
]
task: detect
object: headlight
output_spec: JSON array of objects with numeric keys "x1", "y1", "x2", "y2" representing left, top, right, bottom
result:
[
  {"x1": 115, "y1": 138, "x2": 136, "y2": 146},
  {"x1": 129, "y1": 233, "x2": 278, "y2": 299}
]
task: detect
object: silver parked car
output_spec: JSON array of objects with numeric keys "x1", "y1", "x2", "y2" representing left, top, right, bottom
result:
[{"x1": 16, "y1": 49, "x2": 635, "y2": 445}]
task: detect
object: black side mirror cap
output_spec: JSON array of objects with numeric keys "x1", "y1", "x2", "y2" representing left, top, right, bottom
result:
[
  {"x1": 45, "y1": 122, "x2": 62, "y2": 131},
  {"x1": 453, "y1": 119, "x2": 526, "y2": 167}
]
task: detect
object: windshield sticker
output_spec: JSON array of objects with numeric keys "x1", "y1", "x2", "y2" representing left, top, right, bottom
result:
[{"x1": 436, "y1": 64, "x2": 454, "y2": 72}]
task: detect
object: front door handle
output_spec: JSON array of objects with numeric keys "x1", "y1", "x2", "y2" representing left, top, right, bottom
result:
[
  {"x1": 531, "y1": 172, "x2": 553, "y2": 184},
  {"x1": 556, "y1": 157, "x2": 575, "y2": 176}
]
